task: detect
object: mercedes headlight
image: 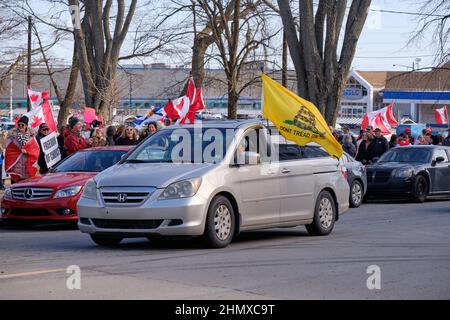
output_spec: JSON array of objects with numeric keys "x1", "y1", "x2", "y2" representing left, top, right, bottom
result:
[
  {"x1": 3, "y1": 188, "x2": 12, "y2": 200},
  {"x1": 394, "y1": 168, "x2": 414, "y2": 178},
  {"x1": 54, "y1": 186, "x2": 82, "y2": 199},
  {"x1": 81, "y1": 180, "x2": 98, "y2": 200},
  {"x1": 158, "y1": 178, "x2": 202, "y2": 200}
]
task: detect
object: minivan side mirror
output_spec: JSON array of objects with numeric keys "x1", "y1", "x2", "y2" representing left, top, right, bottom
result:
[
  {"x1": 435, "y1": 156, "x2": 445, "y2": 163},
  {"x1": 246, "y1": 152, "x2": 261, "y2": 165}
]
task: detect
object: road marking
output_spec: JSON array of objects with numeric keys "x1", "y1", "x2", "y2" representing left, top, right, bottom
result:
[{"x1": 0, "y1": 268, "x2": 66, "y2": 280}]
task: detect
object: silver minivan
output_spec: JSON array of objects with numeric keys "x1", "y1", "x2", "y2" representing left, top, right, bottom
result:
[{"x1": 77, "y1": 120, "x2": 350, "y2": 248}]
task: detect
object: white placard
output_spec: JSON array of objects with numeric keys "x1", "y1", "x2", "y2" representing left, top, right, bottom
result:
[{"x1": 41, "y1": 132, "x2": 61, "y2": 168}]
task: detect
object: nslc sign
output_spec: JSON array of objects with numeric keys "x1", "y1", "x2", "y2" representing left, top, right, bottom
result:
[{"x1": 343, "y1": 87, "x2": 363, "y2": 100}]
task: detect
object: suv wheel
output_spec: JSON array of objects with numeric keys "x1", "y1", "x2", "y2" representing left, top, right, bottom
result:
[
  {"x1": 203, "y1": 196, "x2": 235, "y2": 248},
  {"x1": 411, "y1": 175, "x2": 428, "y2": 203},
  {"x1": 90, "y1": 234, "x2": 123, "y2": 246},
  {"x1": 349, "y1": 180, "x2": 363, "y2": 208},
  {"x1": 306, "y1": 191, "x2": 336, "y2": 236}
]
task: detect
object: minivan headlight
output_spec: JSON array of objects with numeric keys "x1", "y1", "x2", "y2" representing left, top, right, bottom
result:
[
  {"x1": 54, "y1": 186, "x2": 82, "y2": 199},
  {"x1": 81, "y1": 180, "x2": 98, "y2": 200},
  {"x1": 158, "y1": 178, "x2": 202, "y2": 200}
]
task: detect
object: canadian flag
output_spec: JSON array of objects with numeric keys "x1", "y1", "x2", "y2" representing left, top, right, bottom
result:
[
  {"x1": 179, "y1": 87, "x2": 206, "y2": 124},
  {"x1": 361, "y1": 104, "x2": 398, "y2": 135},
  {"x1": 27, "y1": 86, "x2": 45, "y2": 110},
  {"x1": 23, "y1": 93, "x2": 57, "y2": 133},
  {"x1": 435, "y1": 106, "x2": 448, "y2": 125},
  {"x1": 164, "y1": 77, "x2": 206, "y2": 124}
]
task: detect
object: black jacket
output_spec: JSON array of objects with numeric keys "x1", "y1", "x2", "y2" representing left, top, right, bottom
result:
[
  {"x1": 116, "y1": 137, "x2": 139, "y2": 146},
  {"x1": 370, "y1": 136, "x2": 389, "y2": 159},
  {"x1": 36, "y1": 134, "x2": 49, "y2": 174},
  {"x1": 356, "y1": 141, "x2": 373, "y2": 164}
]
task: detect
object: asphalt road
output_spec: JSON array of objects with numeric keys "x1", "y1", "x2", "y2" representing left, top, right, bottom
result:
[{"x1": 0, "y1": 199, "x2": 449, "y2": 300}]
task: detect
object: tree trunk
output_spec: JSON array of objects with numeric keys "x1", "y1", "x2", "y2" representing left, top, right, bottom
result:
[
  {"x1": 57, "y1": 43, "x2": 79, "y2": 131},
  {"x1": 192, "y1": 36, "x2": 210, "y2": 87},
  {"x1": 228, "y1": 83, "x2": 238, "y2": 120}
]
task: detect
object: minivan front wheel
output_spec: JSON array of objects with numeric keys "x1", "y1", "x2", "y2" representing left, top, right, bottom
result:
[
  {"x1": 203, "y1": 196, "x2": 235, "y2": 248},
  {"x1": 306, "y1": 191, "x2": 336, "y2": 236}
]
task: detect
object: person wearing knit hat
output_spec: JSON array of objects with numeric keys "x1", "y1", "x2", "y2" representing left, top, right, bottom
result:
[
  {"x1": 17, "y1": 115, "x2": 29, "y2": 127},
  {"x1": 69, "y1": 117, "x2": 81, "y2": 128},
  {"x1": 64, "y1": 117, "x2": 92, "y2": 157},
  {"x1": 5, "y1": 115, "x2": 40, "y2": 183}
]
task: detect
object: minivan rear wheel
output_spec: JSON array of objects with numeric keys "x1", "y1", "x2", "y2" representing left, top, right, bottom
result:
[
  {"x1": 203, "y1": 196, "x2": 235, "y2": 248},
  {"x1": 90, "y1": 234, "x2": 123, "y2": 246},
  {"x1": 306, "y1": 191, "x2": 336, "y2": 236}
]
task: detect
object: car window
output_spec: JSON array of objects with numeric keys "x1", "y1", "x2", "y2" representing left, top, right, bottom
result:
[
  {"x1": 434, "y1": 149, "x2": 449, "y2": 162},
  {"x1": 234, "y1": 128, "x2": 270, "y2": 165},
  {"x1": 279, "y1": 144, "x2": 302, "y2": 161},
  {"x1": 54, "y1": 150, "x2": 127, "y2": 173},
  {"x1": 302, "y1": 146, "x2": 330, "y2": 159}
]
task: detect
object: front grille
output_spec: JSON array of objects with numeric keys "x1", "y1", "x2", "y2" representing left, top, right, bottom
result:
[
  {"x1": 92, "y1": 219, "x2": 163, "y2": 230},
  {"x1": 100, "y1": 187, "x2": 156, "y2": 206},
  {"x1": 12, "y1": 188, "x2": 53, "y2": 201},
  {"x1": 9, "y1": 208, "x2": 52, "y2": 217},
  {"x1": 367, "y1": 170, "x2": 393, "y2": 183}
]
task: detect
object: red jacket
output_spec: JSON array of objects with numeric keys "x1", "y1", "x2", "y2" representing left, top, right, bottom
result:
[{"x1": 64, "y1": 131, "x2": 90, "y2": 156}]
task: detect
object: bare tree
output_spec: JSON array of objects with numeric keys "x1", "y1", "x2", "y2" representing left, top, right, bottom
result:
[
  {"x1": 410, "y1": 0, "x2": 450, "y2": 65},
  {"x1": 275, "y1": 0, "x2": 372, "y2": 125},
  {"x1": 67, "y1": 0, "x2": 138, "y2": 121},
  {"x1": 193, "y1": 0, "x2": 277, "y2": 119}
]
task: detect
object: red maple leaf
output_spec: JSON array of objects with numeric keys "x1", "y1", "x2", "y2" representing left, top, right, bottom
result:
[
  {"x1": 30, "y1": 115, "x2": 43, "y2": 128},
  {"x1": 30, "y1": 94, "x2": 39, "y2": 102}
]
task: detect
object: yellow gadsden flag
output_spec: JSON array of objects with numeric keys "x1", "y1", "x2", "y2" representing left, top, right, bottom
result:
[{"x1": 262, "y1": 73, "x2": 343, "y2": 158}]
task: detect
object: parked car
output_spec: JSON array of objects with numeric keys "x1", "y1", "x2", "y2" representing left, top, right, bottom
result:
[
  {"x1": 1, "y1": 146, "x2": 133, "y2": 223},
  {"x1": 366, "y1": 145, "x2": 450, "y2": 202},
  {"x1": 340, "y1": 153, "x2": 367, "y2": 208},
  {"x1": 77, "y1": 120, "x2": 350, "y2": 248}
]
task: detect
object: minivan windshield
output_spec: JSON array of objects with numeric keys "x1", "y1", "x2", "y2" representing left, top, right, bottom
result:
[
  {"x1": 378, "y1": 148, "x2": 431, "y2": 164},
  {"x1": 124, "y1": 128, "x2": 234, "y2": 164}
]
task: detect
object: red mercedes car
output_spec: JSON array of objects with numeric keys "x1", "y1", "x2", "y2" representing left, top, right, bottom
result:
[{"x1": 1, "y1": 146, "x2": 133, "y2": 223}]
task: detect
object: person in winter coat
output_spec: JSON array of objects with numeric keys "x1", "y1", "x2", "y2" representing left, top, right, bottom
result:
[
  {"x1": 370, "y1": 128, "x2": 389, "y2": 159},
  {"x1": 389, "y1": 134, "x2": 399, "y2": 149},
  {"x1": 139, "y1": 122, "x2": 158, "y2": 142},
  {"x1": 114, "y1": 124, "x2": 126, "y2": 144},
  {"x1": 356, "y1": 132, "x2": 373, "y2": 165},
  {"x1": 91, "y1": 128, "x2": 108, "y2": 147},
  {"x1": 342, "y1": 134, "x2": 357, "y2": 158},
  {"x1": 106, "y1": 125, "x2": 116, "y2": 146},
  {"x1": 36, "y1": 123, "x2": 51, "y2": 174},
  {"x1": 116, "y1": 125, "x2": 139, "y2": 146},
  {"x1": 64, "y1": 117, "x2": 92, "y2": 156},
  {"x1": 4, "y1": 116, "x2": 41, "y2": 183}
]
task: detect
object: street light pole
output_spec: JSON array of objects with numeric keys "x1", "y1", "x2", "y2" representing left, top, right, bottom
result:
[
  {"x1": 129, "y1": 74, "x2": 132, "y2": 116},
  {"x1": 10, "y1": 71, "x2": 13, "y2": 122},
  {"x1": 27, "y1": 15, "x2": 32, "y2": 112}
]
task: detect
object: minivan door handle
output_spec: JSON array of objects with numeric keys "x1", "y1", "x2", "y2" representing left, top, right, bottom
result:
[{"x1": 281, "y1": 168, "x2": 291, "y2": 174}]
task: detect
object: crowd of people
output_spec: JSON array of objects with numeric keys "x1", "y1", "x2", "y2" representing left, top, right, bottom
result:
[
  {"x1": 333, "y1": 126, "x2": 450, "y2": 165},
  {"x1": 1, "y1": 113, "x2": 450, "y2": 188},
  {"x1": 0, "y1": 116, "x2": 163, "y2": 188}
]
